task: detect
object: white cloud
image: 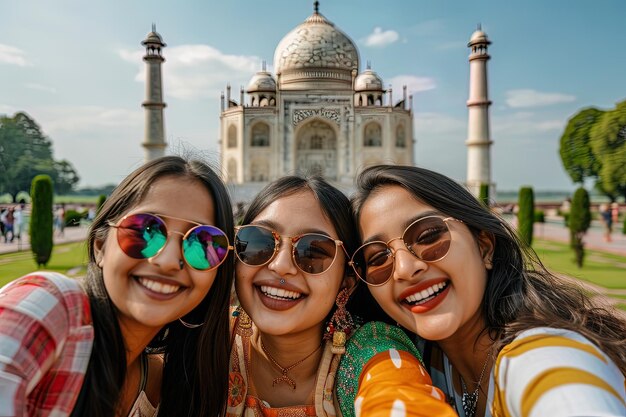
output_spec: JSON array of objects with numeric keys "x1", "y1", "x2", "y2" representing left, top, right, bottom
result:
[
  {"x1": 120, "y1": 44, "x2": 261, "y2": 100},
  {"x1": 492, "y1": 112, "x2": 564, "y2": 139},
  {"x1": 505, "y1": 89, "x2": 576, "y2": 108},
  {"x1": 0, "y1": 43, "x2": 31, "y2": 66},
  {"x1": 25, "y1": 83, "x2": 57, "y2": 94},
  {"x1": 389, "y1": 75, "x2": 436, "y2": 101},
  {"x1": 39, "y1": 106, "x2": 142, "y2": 135},
  {"x1": 363, "y1": 27, "x2": 399, "y2": 48},
  {"x1": 414, "y1": 112, "x2": 465, "y2": 135}
]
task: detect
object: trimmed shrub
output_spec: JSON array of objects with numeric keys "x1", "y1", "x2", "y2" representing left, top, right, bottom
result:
[
  {"x1": 569, "y1": 187, "x2": 591, "y2": 268},
  {"x1": 96, "y1": 194, "x2": 106, "y2": 214},
  {"x1": 30, "y1": 175, "x2": 54, "y2": 267},
  {"x1": 64, "y1": 209, "x2": 86, "y2": 227},
  {"x1": 478, "y1": 183, "x2": 490, "y2": 207},
  {"x1": 534, "y1": 210, "x2": 545, "y2": 223},
  {"x1": 517, "y1": 186, "x2": 534, "y2": 246}
]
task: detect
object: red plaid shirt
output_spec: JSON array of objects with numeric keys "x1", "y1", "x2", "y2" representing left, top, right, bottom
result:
[{"x1": 0, "y1": 272, "x2": 93, "y2": 416}]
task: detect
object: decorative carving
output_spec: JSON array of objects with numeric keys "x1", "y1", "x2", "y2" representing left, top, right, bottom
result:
[{"x1": 293, "y1": 108, "x2": 341, "y2": 126}]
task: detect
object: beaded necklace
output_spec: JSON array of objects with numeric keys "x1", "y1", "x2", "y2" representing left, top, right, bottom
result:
[{"x1": 460, "y1": 352, "x2": 491, "y2": 417}]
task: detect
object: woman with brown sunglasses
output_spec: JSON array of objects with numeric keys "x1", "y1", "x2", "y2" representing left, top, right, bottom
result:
[
  {"x1": 227, "y1": 175, "x2": 456, "y2": 417},
  {"x1": 349, "y1": 164, "x2": 625, "y2": 417},
  {"x1": 0, "y1": 156, "x2": 234, "y2": 417}
]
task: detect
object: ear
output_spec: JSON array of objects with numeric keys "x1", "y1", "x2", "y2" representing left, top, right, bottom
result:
[
  {"x1": 477, "y1": 231, "x2": 495, "y2": 270},
  {"x1": 93, "y1": 238, "x2": 106, "y2": 268}
]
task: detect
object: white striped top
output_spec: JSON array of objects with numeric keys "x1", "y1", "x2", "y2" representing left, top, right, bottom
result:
[
  {"x1": 427, "y1": 327, "x2": 625, "y2": 417},
  {"x1": 491, "y1": 327, "x2": 625, "y2": 417}
]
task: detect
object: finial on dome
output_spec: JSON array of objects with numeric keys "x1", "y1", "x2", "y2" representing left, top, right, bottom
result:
[
  {"x1": 314, "y1": 1, "x2": 319, "y2": 14},
  {"x1": 477, "y1": 23, "x2": 482, "y2": 31},
  {"x1": 262, "y1": 60, "x2": 266, "y2": 71},
  {"x1": 152, "y1": 23, "x2": 156, "y2": 32},
  {"x1": 366, "y1": 60, "x2": 371, "y2": 70}
]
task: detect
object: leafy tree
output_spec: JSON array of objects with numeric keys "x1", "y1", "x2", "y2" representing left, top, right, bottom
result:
[
  {"x1": 517, "y1": 186, "x2": 534, "y2": 246},
  {"x1": 559, "y1": 107, "x2": 604, "y2": 184},
  {"x1": 569, "y1": 187, "x2": 591, "y2": 268},
  {"x1": 30, "y1": 175, "x2": 54, "y2": 267},
  {"x1": 589, "y1": 100, "x2": 626, "y2": 201},
  {"x1": 0, "y1": 112, "x2": 79, "y2": 200}
]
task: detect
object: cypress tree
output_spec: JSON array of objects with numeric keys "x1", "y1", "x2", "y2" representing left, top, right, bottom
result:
[
  {"x1": 30, "y1": 175, "x2": 54, "y2": 267},
  {"x1": 569, "y1": 187, "x2": 591, "y2": 268},
  {"x1": 478, "y1": 183, "x2": 490, "y2": 207},
  {"x1": 517, "y1": 186, "x2": 534, "y2": 246}
]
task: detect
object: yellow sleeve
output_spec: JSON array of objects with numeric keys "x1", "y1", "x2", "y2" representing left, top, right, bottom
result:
[{"x1": 355, "y1": 349, "x2": 458, "y2": 417}]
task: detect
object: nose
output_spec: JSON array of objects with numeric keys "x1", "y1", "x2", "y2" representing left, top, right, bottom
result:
[
  {"x1": 390, "y1": 241, "x2": 427, "y2": 281},
  {"x1": 266, "y1": 238, "x2": 298, "y2": 277},
  {"x1": 149, "y1": 232, "x2": 184, "y2": 272}
]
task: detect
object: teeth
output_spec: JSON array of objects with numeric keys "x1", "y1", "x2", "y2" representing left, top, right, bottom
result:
[
  {"x1": 404, "y1": 282, "x2": 448, "y2": 305},
  {"x1": 260, "y1": 285, "x2": 302, "y2": 300},
  {"x1": 139, "y1": 278, "x2": 180, "y2": 295}
]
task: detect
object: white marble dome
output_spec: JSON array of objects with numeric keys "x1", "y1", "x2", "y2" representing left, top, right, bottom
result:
[
  {"x1": 247, "y1": 71, "x2": 276, "y2": 92},
  {"x1": 469, "y1": 29, "x2": 490, "y2": 45},
  {"x1": 273, "y1": 9, "x2": 359, "y2": 89},
  {"x1": 354, "y1": 69, "x2": 383, "y2": 91}
]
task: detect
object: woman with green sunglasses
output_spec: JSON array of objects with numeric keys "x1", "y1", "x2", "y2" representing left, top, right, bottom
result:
[
  {"x1": 349, "y1": 164, "x2": 625, "y2": 417},
  {"x1": 0, "y1": 156, "x2": 234, "y2": 417},
  {"x1": 226, "y1": 175, "x2": 456, "y2": 417}
]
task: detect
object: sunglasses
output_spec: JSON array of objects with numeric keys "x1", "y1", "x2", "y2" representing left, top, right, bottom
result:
[
  {"x1": 350, "y1": 216, "x2": 461, "y2": 286},
  {"x1": 234, "y1": 224, "x2": 347, "y2": 275},
  {"x1": 108, "y1": 213, "x2": 232, "y2": 271}
]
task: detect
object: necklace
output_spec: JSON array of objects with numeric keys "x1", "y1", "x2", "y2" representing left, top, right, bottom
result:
[
  {"x1": 461, "y1": 352, "x2": 491, "y2": 417},
  {"x1": 260, "y1": 339, "x2": 323, "y2": 390}
]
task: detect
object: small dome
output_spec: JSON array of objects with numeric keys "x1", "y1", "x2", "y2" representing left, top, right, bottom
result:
[
  {"x1": 247, "y1": 71, "x2": 277, "y2": 93},
  {"x1": 468, "y1": 29, "x2": 490, "y2": 46},
  {"x1": 354, "y1": 69, "x2": 383, "y2": 91},
  {"x1": 142, "y1": 26, "x2": 166, "y2": 47}
]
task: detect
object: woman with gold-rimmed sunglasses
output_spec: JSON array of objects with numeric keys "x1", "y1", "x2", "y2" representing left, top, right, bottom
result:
[
  {"x1": 348, "y1": 164, "x2": 625, "y2": 417},
  {"x1": 226, "y1": 175, "x2": 456, "y2": 417},
  {"x1": 0, "y1": 156, "x2": 234, "y2": 417}
]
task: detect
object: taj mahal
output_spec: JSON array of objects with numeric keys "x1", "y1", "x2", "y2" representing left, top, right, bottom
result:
[{"x1": 140, "y1": 2, "x2": 493, "y2": 195}]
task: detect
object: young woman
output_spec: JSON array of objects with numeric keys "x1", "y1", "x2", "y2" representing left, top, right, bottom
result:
[
  {"x1": 226, "y1": 175, "x2": 455, "y2": 417},
  {"x1": 0, "y1": 156, "x2": 235, "y2": 417},
  {"x1": 349, "y1": 164, "x2": 626, "y2": 417}
]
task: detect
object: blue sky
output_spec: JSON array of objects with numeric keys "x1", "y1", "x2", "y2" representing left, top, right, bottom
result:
[{"x1": 1, "y1": 0, "x2": 625, "y2": 191}]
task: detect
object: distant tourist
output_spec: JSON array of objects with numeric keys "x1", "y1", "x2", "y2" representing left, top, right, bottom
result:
[
  {"x1": 13, "y1": 204, "x2": 24, "y2": 240},
  {"x1": 599, "y1": 203, "x2": 613, "y2": 242},
  {"x1": 54, "y1": 204, "x2": 66, "y2": 237}
]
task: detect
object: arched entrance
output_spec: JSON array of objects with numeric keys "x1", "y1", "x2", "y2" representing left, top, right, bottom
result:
[{"x1": 295, "y1": 119, "x2": 337, "y2": 180}]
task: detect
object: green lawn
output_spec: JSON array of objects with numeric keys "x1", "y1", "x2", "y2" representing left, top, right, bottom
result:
[
  {"x1": 0, "y1": 242, "x2": 88, "y2": 287},
  {"x1": 532, "y1": 239, "x2": 626, "y2": 290}
]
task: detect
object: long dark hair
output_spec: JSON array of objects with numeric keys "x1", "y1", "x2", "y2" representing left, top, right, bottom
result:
[
  {"x1": 241, "y1": 175, "x2": 389, "y2": 325},
  {"x1": 352, "y1": 164, "x2": 626, "y2": 373},
  {"x1": 72, "y1": 156, "x2": 234, "y2": 417}
]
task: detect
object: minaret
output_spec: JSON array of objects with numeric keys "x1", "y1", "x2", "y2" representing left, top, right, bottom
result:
[
  {"x1": 466, "y1": 25, "x2": 493, "y2": 197},
  {"x1": 141, "y1": 24, "x2": 167, "y2": 162}
]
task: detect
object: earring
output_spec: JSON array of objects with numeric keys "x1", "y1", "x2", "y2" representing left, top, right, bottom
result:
[
  {"x1": 325, "y1": 288, "x2": 354, "y2": 355},
  {"x1": 485, "y1": 258, "x2": 493, "y2": 270},
  {"x1": 233, "y1": 306, "x2": 253, "y2": 337},
  {"x1": 179, "y1": 316, "x2": 204, "y2": 328}
]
